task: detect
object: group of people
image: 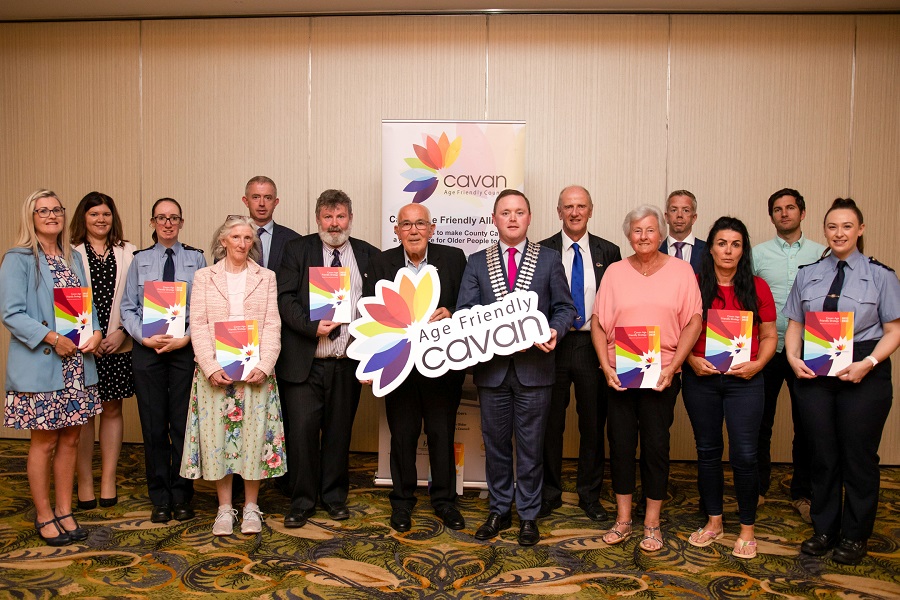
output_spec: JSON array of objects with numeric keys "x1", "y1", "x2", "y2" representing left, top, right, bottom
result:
[{"x1": 1, "y1": 180, "x2": 896, "y2": 567}]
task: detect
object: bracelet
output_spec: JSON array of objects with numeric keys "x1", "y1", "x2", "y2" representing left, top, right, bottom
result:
[
  {"x1": 51, "y1": 333, "x2": 59, "y2": 347},
  {"x1": 865, "y1": 355, "x2": 878, "y2": 367}
]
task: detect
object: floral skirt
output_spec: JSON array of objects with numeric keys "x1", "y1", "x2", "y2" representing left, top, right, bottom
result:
[{"x1": 180, "y1": 366, "x2": 287, "y2": 481}]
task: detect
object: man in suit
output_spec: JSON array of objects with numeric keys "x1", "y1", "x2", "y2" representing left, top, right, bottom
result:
[
  {"x1": 243, "y1": 175, "x2": 301, "y2": 275},
  {"x1": 363, "y1": 203, "x2": 468, "y2": 533},
  {"x1": 659, "y1": 190, "x2": 706, "y2": 274},
  {"x1": 457, "y1": 189, "x2": 576, "y2": 546},
  {"x1": 277, "y1": 189, "x2": 379, "y2": 528},
  {"x1": 538, "y1": 185, "x2": 621, "y2": 522}
]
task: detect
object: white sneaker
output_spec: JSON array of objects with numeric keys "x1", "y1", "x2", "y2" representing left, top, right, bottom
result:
[
  {"x1": 213, "y1": 505, "x2": 237, "y2": 536},
  {"x1": 241, "y1": 503, "x2": 264, "y2": 534}
]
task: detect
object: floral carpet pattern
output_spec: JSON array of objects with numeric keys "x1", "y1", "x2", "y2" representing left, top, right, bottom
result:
[{"x1": 0, "y1": 439, "x2": 898, "y2": 599}]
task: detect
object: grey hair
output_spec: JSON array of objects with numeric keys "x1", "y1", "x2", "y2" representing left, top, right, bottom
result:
[
  {"x1": 622, "y1": 204, "x2": 667, "y2": 238},
  {"x1": 210, "y1": 215, "x2": 261, "y2": 263}
]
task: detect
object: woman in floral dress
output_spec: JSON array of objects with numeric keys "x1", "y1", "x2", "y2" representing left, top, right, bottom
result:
[
  {"x1": 182, "y1": 215, "x2": 286, "y2": 536},
  {"x1": 0, "y1": 189, "x2": 103, "y2": 546}
]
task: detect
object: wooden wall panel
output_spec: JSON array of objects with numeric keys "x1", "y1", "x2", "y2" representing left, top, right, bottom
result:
[
  {"x1": 487, "y1": 14, "x2": 670, "y2": 246},
  {"x1": 849, "y1": 15, "x2": 900, "y2": 464},
  {"x1": 309, "y1": 16, "x2": 488, "y2": 450},
  {"x1": 141, "y1": 17, "x2": 311, "y2": 249},
  {"x1": 0, "y1": 21, "x2": 142, "y2": 441}
]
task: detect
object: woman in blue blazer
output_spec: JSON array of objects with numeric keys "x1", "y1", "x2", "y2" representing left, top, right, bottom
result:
[{"x1": 0, "y1": 189, "x2": 102, "y2": 546}]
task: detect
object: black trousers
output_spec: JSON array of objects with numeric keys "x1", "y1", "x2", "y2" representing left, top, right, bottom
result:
[
  {"x1": 281, "y1": 358, "x2": 361, "y2": 512},
  {"x1": 795, "y1": 342, "x2": 892, "y2": 541},
  {"x1": 607, "y1": 375, "x2": 680, "y2": 500},
  {"x1": 385, "y1": 369, "x2": 463, "y2": 511},
  {"x1": 132, "y1": 343, "x2": 195, "y2": 507},
  {"x1": 759, "y1": 349, "x2": 811, "y2": 500},
  {"x1": 542, "y1": 331, "x2": 607, "y2": 504}
]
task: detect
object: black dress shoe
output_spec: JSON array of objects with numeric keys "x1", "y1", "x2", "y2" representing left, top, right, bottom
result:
[
  {"x1": 99, "y1": 496, "x2": 118, "y2": 508},
  {"x1": 801, "y1": 533, "x2": 838, "y2": 556},
  {"x1": 323, "y1": 502, "x2": 350, "y2": 520},
  {"x1": 172, "y1": 504, "x2": 195, "y2": 521},
  {"x1": 54, "y1": 511, "x2": 89, "y2": 542},
  {"x1": 518, "y1": 520, "x2": 540, "y2": 546},
  {"x1": 390, "y1": 508, "x2": 412, "y2": 532},
  {"x1": 150, "y1": 505, "x2": 171, "y2": 523},
  {"x1": 34, "y1": 517, "x2": 71, "y2": 547},
  {"x1": 77, "y1": 499, "x2": 97, "y2": 510},
  {"x1": 474, "y1": 512, "x2": 512, "y2": 540},
  {"x1": 435, "y1": 506, "x2": 465, "y2": 530},
  {"x1": 284, "y1": 507, "x2": 316, "y2": 528},
  {"x1": 832, "y1": 539, "x2": 867, "y2": 565},
  {"x1": 578, "y1": 500, "x2": 609, "y2": 522},
  {"x1": 537, "y1": 498, "x2": 562, "y2": 519}
]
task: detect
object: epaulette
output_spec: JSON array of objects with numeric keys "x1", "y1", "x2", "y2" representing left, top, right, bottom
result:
[
  {"x1": 798, "y1": 256, "x2": 827, "y2": 269},
  {"x1": 133, "y1": 246, "x2": 154, "y2": 256},
  {"x1": 181, "y1": 244, "x2": 204, "y2": 254},
  {"x1": 869, "y1": 257, "x2": 895, "y2": 272}
]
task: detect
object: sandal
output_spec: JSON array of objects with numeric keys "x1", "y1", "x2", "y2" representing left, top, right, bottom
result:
[
  {"x1": 688, "y1": 527, "x2": 722, "y2": 548},
  {"x1": 54, "y1": 510, "x2": 89, "y2": 542},
  {"x1": 34, "y1": 516, "x2": 71, "y2": 547},
  {"x1": 640, "y1": 525, "x2": 664, "y2": 552},
  {"x1": 602, "y1": 520, "x2": 633, "y2": 545},
  {"x1": 732, "y1": 538, "x2": 757, "y2": 559}
]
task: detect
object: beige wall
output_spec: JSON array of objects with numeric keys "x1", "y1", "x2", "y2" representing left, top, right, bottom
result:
[{"x1": 1, "y1": 14, "x2": 898, "y2": 463}]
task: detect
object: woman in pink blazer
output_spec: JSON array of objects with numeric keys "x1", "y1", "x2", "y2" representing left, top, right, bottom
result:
[
  {"x1": 181, "y1": 215, "x2": 285, "y2": 536},
  {"x1": 71, "y1": 192, "x2": 137, "y2": 510}
]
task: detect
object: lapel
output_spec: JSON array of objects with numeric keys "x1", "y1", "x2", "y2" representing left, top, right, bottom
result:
[
  {"x1": 268, "y1": 223, "x2": 282, "y2": 270},
  {"x1": 588, "y1": 235, "x2": 607, "y2": 281},
  {"x1": 312, "y1": 237, "x2": 326, "y2": 268},
  {"x1": 37, "y1": 251, "x2": 56, "y2": 298},
  {"x1": 112, "y1": 244, "x2": 125, "y2": 298}
]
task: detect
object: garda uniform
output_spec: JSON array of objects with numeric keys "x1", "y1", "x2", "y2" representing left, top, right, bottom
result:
[
  {"x1": 784, "y1": 250, "x2": 900, "y2": 542},
  {"x1": 120, "y1": 242, "x2": 206, "y2": 511}
]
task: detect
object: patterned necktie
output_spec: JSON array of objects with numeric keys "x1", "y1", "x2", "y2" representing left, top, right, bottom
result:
[
  {"x1": 329, "y1": 248, "x2": 342, "y2": 339},
  {"x1": 571, "y1": 242, "x2": 585, "y2": 327},
  {"x1": 823, "y1": 260, "x2": 848, "y2": 312},
  {"x1": 507, "y1": 247, "x2": 518, "y2": 291},
  {"x1": 257, "y1": 227, "x2": 266, "y2": 267},
  {"x1": 673, "y1": 241, "x2": 686, "y2": 260},
  {"x1": 163, "y1": 248, "x2": 175, "y2": 282}
]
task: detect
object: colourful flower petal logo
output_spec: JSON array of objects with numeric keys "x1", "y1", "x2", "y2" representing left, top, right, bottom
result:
[
  {"x1": 401, "y1": 132, "x2": 462, "y2": 203},
  {"x1": 348, "y1": 266, "x2": 440, "y2": 396}
]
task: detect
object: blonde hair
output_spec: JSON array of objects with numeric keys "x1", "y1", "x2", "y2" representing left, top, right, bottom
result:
[
  {"x1": 209, "y1": 215, "x2": 261, "y2": 263},
  {"x1": 14, "y1": 189, "x2": 72, "y2": 267}
]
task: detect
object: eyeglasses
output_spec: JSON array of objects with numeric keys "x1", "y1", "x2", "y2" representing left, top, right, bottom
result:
[
  {"x1": 153, "y1": 215, "x2": 183, "y2": 225},
  {"x1": 34, "y1": 207, "x2": 66, "y2": 218},
  {"x1": 398, "y1": 220, "x2": 430, "y2": 231}
]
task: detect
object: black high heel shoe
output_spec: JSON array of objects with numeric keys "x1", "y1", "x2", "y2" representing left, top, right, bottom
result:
[
  {"x1": 34, "y1": 517, "x2": 72, "y2": 546},
  {"x1": 54, "y1": 511, "x2": 89, "y2": 541},
  {"x1": 99, "y1": 496, "x2": 118, "y2": 508},
  {"x1": 77, "y1": 498, "x2": 97, "y2": 510}
]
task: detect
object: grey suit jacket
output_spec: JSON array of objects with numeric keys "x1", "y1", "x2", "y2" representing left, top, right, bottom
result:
[{"x1": 456, "y1": 240, "x2": 576, "y2": 388}]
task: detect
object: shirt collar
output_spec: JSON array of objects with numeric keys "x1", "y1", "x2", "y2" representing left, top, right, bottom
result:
[
  {"x1": 667, "y1": 233, "x2": 695, "y2": 247},
  {"x1": 774, "y1": 232, "x2": 809, "y2": 250},
  {"x1": 562, "y1": 230, "x2": 588, "y2": 252},
  {"x1": 499, "y1": 239, "x2": 528, "y2": 256},
  {"x1": 827, "y1": 249, "x2": 863, "y2": 270},
  {"x1": 257, "y1": 220, "x2": 274, "y2": 235},
  {"x1": 404, "y1": 247, "x2": 428, "y2": 268},
  {"x1": 155, "y1": 241, "x2": 183, "y2": 255}
]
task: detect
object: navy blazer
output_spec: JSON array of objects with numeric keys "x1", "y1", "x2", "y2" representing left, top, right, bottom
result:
[
  {"x1": 267, "y1": 222, "x2": 301, "y2": 276},
  {"x1": 0, "y1": 247, "x2": 99, "y2": 393},
  {"x1": 276, "y1": 233, "x2": 380, "y2": 384},
  {"x1": 456, "y1": 240, "x2": 576, "y2": 388},
  {"x1": 539, "y1": 232, "x2": 622, "y2": 291},
  {"x1": 660, "y1": 238, "x2": 707, "y2": 274}
]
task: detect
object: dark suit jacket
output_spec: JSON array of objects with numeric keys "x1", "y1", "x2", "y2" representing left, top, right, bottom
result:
[
  {"x1": 276, "y1": 233, "x2": 379, "y2": 384},
  {"x1": 457, "y1": 240, "x2": 576, "y2": 388},
  {"x1": 267, "y1": 222, "x2": 301, "y2": 276},
  {"x1": 364, "y1": 242, "x2": 468, "y2": 389},
  {"x1": 539, "y1": 232, "x2": 622, "y2": 294},
  {"x1": 660, "y1": 237, "x2": 707, "y2": 274}
]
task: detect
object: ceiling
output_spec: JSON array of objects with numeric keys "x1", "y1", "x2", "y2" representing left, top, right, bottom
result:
[{"x1": 1, "y1": 0, "x2": 898, "y2": 21}]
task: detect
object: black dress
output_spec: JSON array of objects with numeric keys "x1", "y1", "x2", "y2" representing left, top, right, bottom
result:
[{"x1": 86, "y1": 245, "x2": 135, "y2": 402}]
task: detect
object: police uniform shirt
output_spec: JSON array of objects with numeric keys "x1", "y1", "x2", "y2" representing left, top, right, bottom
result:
[
  {"x1": 783, "y1": 250, "x2": 900, "y2": 342},
  {"x1": 120, "y1": 241, "x2": 207, "y2": 341}
]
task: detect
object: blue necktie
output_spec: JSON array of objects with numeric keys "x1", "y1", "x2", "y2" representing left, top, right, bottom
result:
[
  {"x1": 163, "y1": 248, "x2": 175, "y2": 282},
  {"x1": 571, "y1": 242, "x2": 585, "y2": 328}
]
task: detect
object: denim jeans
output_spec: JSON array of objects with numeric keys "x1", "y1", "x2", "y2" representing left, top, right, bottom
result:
[{"x1": 683, "y1": 366, "x2": 764, "y2": 525}]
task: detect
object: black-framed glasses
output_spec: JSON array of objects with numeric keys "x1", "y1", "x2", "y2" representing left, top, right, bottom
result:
[
  {"x1": 153, "y1": 215, "x2": 183, "y2": 225},
  {"x1": 34, "y1": 207, "x2": 65, "y2": 218},
  {"x1": 398, "y1": 220, "x2": 430, "y2": 231}
]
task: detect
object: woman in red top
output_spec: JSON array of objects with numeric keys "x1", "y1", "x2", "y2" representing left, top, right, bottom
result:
[{"x1": 683, "y1": 216, "x2": 777, "y2": 559}]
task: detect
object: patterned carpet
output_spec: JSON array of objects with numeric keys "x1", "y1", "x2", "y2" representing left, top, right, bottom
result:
[{"x1": 0, "y1": 439, "x2": 898, "y2": 599}]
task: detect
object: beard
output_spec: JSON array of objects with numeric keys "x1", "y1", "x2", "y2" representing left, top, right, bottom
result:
[{"x1": 318, "y1": 227, "x2": 350, "y2": 248}]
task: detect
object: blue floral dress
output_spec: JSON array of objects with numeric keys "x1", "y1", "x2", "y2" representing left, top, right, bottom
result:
[
  {"x1": 180, "y1": 367, "x2": 286, "y2": 481},
  {"x1": 4, "y1": 255, "x2": 102, "y2": 430}
]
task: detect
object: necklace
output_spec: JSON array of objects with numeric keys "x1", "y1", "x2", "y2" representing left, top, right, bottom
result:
[
  {"x1": 634, "y1": 255, "x2": 661, "y2": 276},
  {"x1": 90, "y1": 243, "x2": 110, "y2": 261}
]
